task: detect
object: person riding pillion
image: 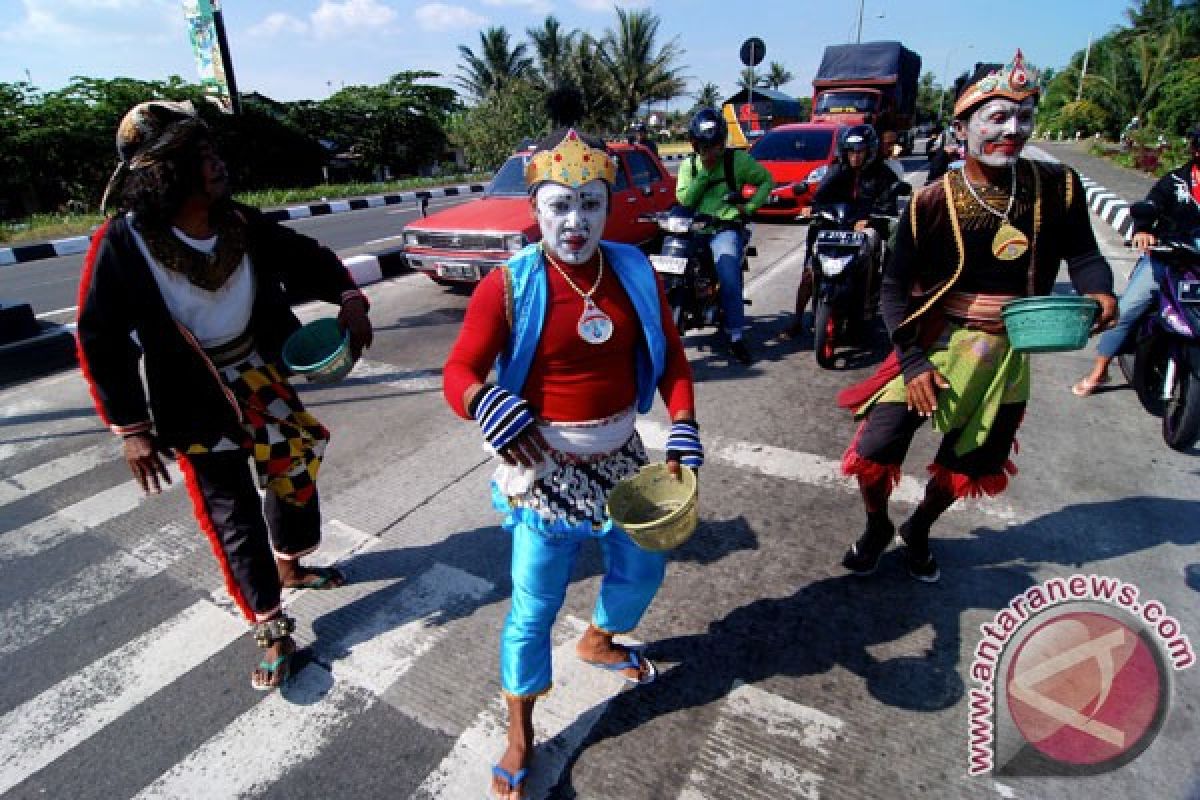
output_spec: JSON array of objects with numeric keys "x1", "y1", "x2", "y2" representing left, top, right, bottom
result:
[
  {"x1": 789, "y1": 124, "x2": 901, "y2": 336},
  {"x1": 676, "y1": 107, "x2": 773, "y2": 364}
]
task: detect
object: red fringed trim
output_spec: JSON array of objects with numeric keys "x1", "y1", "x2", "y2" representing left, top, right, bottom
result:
[
  {"x1": 841, "y1": 421, "x2": 903, "y2": 488},
  {"x1": 75, "y1": 220, "x2": 113, "y2": 426},
  {"x1": 176, "y1": 454, "x2": 256, "y2": 622},
  {"x1": 927, "y1": 459, "x2": 1019, "y2": 500}
]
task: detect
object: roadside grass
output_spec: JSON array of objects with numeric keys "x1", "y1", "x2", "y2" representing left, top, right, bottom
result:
[{"x1": 0, "y1": 171, "x2": 493, "y2": 246}]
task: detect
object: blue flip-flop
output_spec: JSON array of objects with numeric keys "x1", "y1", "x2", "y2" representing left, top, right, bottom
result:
[
  {"x1": 581, "y1": 645, "x2": 657, "y2": 686},
  {"x1": 491, "y1": 764, "x2": 528, "y2": 797}
]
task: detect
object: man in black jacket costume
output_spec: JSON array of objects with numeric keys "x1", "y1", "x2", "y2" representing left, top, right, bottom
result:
[
  {"x1": 77, "y1": 101, "x2": 373, "y2": 689},
  {"x1": 834, "y1": 52, "x2": 1117, "y2": 583}
]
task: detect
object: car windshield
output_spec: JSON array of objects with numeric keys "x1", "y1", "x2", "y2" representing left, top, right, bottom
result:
[
  {"x1": 486, "y1": 154, "x2": 531, "y2": 196},
  {"x1": 815, "y1": 91, "x2": 878, "y2": 114},
  {"x1": 750, "y1": 130, "x2": 834, "y2": 162}
]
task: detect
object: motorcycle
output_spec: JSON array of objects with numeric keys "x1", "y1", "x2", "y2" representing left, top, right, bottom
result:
[
  {"x1": 1116, "y1": 203, "x2": 1200, "y2": 451},
  {"x1": 641, "y1": 199, "x2": 754, "y2": 335},
  {"x1": 797, "y1": 182, "x2": 911, "y2": 368}
]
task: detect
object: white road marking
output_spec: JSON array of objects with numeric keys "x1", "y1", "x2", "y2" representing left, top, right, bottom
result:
[
  {"x1": 637, "y1": 420, "x2": 1016, "y2": 522},
  {"x1": 0, "y1": 524, "x2": 194, "y2": 656},
  {"x1": 0, "y1": 462, "x2": 183, "y2": 562},
  {"x1": 0, "y1": 600, "x2": 246, "y2": 795},
  {"x1": 134, "y1": 563, "x2": 493, "y2": 800},
  {"x1": 343, "y1": 359, "x2": 442, "y2": 393},
  {"x1": 0, "y1": 439, "x2": 120, "y2": 506},
  {"x1": 412, "y1": 615, "x2": 630, "y2": 799},
  {"x1": 677, "y1": 683, "x2": 843, "y2": 800}
]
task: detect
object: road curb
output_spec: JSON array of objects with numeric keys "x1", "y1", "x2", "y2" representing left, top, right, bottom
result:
[
  {"x1": 0, "y1": 321, "x2": 77, "y2": 388},
  {"x1": 1029, "y1": 144, "x2": 1134, "y2": 241},
  {"x1": 0, "y1": 182, "x2": 488, "y2": 268}
]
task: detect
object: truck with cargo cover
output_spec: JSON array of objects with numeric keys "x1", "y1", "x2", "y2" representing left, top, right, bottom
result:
[{"x1": 811, "y1": 40, "x2": 921, "y2": 154}]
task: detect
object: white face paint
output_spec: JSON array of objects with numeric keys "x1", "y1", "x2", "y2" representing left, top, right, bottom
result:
[
  {"x1": 533, "y1": 180, "x2": 608, "y2": 265},
  {"x1": 956, "y1": 97, "x2": 1036, "y2": 168}
]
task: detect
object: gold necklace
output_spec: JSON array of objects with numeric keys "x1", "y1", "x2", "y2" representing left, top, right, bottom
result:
[
  {"x1": 961, "y1": 165, "x2": 1029, "y2": 261},
  {"x1": 545, "y1": 249, "x2": 614, "y2": 344}
]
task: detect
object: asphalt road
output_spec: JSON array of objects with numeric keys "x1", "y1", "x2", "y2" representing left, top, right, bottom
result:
[{"x1": 0, "y1": 153, "x2": 1197, "y2": 799}]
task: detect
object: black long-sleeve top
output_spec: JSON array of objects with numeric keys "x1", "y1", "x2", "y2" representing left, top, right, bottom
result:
[
  {"x1": 882, "y1": 158, "x2": 1114, "y2": 381},
  {"x1": 77, "y1": 203, "x2": 362, "y2": 447},
  {"x1": 1135, "y1": 164, "x2": 1200, "y2": 236},
  {"x1": 812, "y1": 160, "x2": 900, "y2": 219}
]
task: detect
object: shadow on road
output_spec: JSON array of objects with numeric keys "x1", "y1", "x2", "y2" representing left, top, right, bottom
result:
[{"x1": 549, "y1": 495, "x2": 1199, "y2": 796}]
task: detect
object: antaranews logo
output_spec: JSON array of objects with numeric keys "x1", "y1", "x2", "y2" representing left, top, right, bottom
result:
[{"x1": 967, "y1": 573, "x2": 1194, "y2": 777}]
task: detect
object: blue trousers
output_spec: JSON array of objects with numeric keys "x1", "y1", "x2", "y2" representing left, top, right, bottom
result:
[
  {"x1": 500, "y1": 521, "x2": 667, "y2": 697},
  {"x1": 705, "y1": 228, "x2": 747, "y2": 337},
  {"x1": 1096, "y1": 255, "x2": 1160, "y2": 357}
]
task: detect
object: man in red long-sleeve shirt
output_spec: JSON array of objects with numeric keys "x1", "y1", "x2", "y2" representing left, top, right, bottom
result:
[{"x1": 443, "y1": 128, "x2": 700, "y2": 800}]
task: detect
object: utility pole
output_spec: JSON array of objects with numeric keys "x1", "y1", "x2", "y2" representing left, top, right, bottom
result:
[
  {"x1": 1076, "y1": 33, "x2": 1092, "y2": 103},
  {"x1": 856, "y1": 0, "x2": 865, "y2": 44}
]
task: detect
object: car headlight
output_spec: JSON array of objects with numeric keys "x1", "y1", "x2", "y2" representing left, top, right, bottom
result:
[
  {"x1": 403, "y1": 231, "x2": 420, "y2": 247},
  {"x1": 820, "y1": 254, "x2": 852, "y2": 277},
  {"x1": 807, "y1": 165, "x2": 829, "y2": 184},
  {"x1": 504, "y1": 233, "x2": 527, "y2": 252}
]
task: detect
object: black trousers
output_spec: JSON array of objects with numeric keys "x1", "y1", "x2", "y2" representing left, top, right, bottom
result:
[{"x1": 181, "y1": 450, "x2": 322, "y2": 622}]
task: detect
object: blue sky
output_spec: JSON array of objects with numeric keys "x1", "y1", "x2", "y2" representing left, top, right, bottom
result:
[{"x1": 1, "y1": 0, "x2": 1135, "y2": 105}]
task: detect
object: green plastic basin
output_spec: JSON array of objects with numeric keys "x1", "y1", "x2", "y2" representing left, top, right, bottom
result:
[
  {"x1": 1001, "y1": 296, "x2": 1099, "y2": 354},
  {"x1": 282, "y1": 318, "x2": 353, "y2": 383}
]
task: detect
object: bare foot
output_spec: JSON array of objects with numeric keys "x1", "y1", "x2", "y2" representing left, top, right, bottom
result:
[{"x1": 575, "y1": 625, "x2": 652, "y2": 683}]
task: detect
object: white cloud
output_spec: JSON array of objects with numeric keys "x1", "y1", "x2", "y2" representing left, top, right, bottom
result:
[
  {"x1": 0, "y1": 0, "x2": 172, "y2": 45},
  {"x1": 247, "y1": 12, "x2": 308, "y2": 38},
  {"x1": 413, "y1": 3, "x2": 488, "y2": 32},
  {"x1": 310, "y1": 0, "x2": 398, "y2": 40},
  {"x1": 482, "y1": 0, "x2": 553, "y2": 14}
]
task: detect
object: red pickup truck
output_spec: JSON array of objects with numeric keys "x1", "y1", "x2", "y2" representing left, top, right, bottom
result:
[{"x1": 402, "y1": 141, "x2": 676, "y2": 285}]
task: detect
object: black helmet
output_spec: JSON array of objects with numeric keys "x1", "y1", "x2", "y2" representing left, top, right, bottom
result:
[
  {"x1": 838, "y1": 124, "x2": 879, "y2": 164},
  {"x1": 688, "y1": 108, "x2": 727, "y2": 149},
  {"x1": 631, "y1": 121, "x2": 647, "y2": 134},
  {"x1": 1188, "y1": 126, "x2": 1200, "y2": 149}
]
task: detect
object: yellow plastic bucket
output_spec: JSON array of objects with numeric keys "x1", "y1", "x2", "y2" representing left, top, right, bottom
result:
[{"x1": 607, "y1": 463, "x2": 699, "y2": 551}]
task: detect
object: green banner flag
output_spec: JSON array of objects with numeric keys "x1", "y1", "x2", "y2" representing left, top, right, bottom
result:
[{"x1": 181, "y1": 0, "x2": 233, "y2": 112}]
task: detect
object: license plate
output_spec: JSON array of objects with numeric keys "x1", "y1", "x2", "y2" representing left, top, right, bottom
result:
[
  {"x1": 650, "y1": 255, "x2": 689, "y2": 275},
  {"x1": 436, "y1": 262, "x2": 480, "y2": 281},
  {"x1": 816, "y1": 230, "x2": 866, "y2": 245},
  {"x1": 1180, "y1": 279, "x2": 1200, "y2": 305}
]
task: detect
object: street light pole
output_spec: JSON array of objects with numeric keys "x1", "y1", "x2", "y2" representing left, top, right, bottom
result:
[
  {"x1": 856, "y1": 0, "x2": 865, "y2": 44},
  {"x1": 936, "y1": 44, "x2": 972, "y2": 122}
]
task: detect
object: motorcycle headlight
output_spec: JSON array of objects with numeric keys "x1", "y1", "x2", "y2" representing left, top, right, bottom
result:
[
  {"x1": 504, "y1": 233, "x2": 527, "y2": 252},
  {"x1": 403, "y1": 231, "x2": 420, "y2": 248},
  {"x1": 820, "y1": 254, "x2": 852, "y2": 277},
  {"x1": 807, "y1": 165, "x2": 829, "y2": 184},
  {"x1": 664, "y1": 216, "x2": 692, "y2": 234}
]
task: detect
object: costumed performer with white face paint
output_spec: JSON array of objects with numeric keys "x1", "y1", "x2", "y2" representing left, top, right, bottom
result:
[
  {"x1": 442, "y1": 128, "x2": 700, "y2": 800},
  {"x1": 833, "y1": 51, "x2": 1118, "y2": 583}
]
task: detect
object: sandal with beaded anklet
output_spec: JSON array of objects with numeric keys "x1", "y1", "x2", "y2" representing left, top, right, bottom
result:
[{"x1": 251, "y1": 615, "x2": 296, "y2": 691}]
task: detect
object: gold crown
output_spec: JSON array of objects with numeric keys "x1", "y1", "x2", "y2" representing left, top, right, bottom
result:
[
  {"x1": 953, "y1": 49, "x2": 1040, "y2": 118},
  {"x1": 524, "y1": 129, "x2": 617, "y2": 188}
]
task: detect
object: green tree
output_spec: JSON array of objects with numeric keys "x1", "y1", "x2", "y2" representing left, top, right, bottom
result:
[
  {"x1": 764, "y1": 62, "x2": 794, "y2": 90},
  {"x1": 1148, "y1": 57, "x2": 1200, "y2": 132},
  {"x1": 737, "y1": 67, "x2": 767, "y2": 92},
  {"x1": 565, "y1": 34, "x2": 620, "y2": 129},
  {"x1": 599, "y1": 7, "x2": 687, "y2": 120},
  {"x1": 526, "y1": 15, "x2": 577, "y2": 90},
  {"x1": 691, "y1": 82, "x2": 722, "y2": 112},
  {"x1": 456, "y1": 27, "x2": 534, "y2": 101},
  {"x1": 451, "y1": 79, "x2": 548, "y2": 169}
]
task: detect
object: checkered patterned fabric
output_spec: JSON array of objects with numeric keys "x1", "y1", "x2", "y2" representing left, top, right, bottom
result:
[{"x1": 183, "y1": 352, "x2": 328, "y2": 507}]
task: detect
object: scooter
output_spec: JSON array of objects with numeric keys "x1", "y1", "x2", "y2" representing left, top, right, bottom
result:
[
  {"x1": 1116, "y1": 204, "x2": 1200, "y2": 451},
  {"x1": 641, "y1": 199, "x2": 754, "y2": 335},
  {"x1": 798, "y1": 182, "x2": 911, "y2": 368}
]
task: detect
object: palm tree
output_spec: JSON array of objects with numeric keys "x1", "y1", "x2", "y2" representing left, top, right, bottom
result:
[
  {"x1": 692, "y1": 82, "x2": 722, "y2": 110},
  {"x1": 598, "y1": 7, "x2": 688, "y2": 120},
  {"x1": 456, "y1": 27, "x2": 534, "y2": 101},
  {"x1": 764, "y1": 62, "x2": 794, "y2": 90},
  {"x1": 566, "y1": 34, "x2": 619, "y2": 129},
  {"x1": 737, "y1": 67, "x2": 767, "y2": 92},
  {"x1": 526, "y1": 15, "x2": 577, "y2": 90}
]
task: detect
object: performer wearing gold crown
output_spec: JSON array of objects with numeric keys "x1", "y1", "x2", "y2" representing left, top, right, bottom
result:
[
  {"x1": 834, "y1": 51, "x2": 1118, "y2": 583},
  {"x1": 443, "y1": 128, "x2": 700, "y2": 799}
]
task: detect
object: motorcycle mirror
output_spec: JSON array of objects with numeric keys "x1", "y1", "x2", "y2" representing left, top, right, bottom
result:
[
  {"x1": 1130, "y1": 201, "x2": 1157, "y2": 223},
  {"x1": 792, "y1": 181, "x2": 809, "y2": 195}
]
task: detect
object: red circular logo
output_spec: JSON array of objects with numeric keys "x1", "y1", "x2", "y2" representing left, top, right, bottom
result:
[{"x1": 1006, "y1": 611, "x2": 1165, "y2": 767}]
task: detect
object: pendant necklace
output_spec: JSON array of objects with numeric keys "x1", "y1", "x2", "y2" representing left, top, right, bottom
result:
[
  {"x1": 547, "y1": 250, "x2": 613, "y2": 344},
  {"x1": 962, "y1": 165, "x2": 1029, "y2": 261}
]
